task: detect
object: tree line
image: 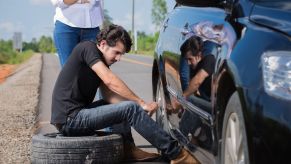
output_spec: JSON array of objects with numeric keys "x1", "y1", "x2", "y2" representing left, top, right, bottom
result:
[{"x1": 0, "y1": 36, "x2": 55, "y2": 64}]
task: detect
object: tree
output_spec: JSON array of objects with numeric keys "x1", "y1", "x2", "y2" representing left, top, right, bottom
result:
[
  {"x1": 151, "y1": 0, "x2": 167, "y2": 30},
  {"x1": 38, "y1": 36, "x2": 55, "y2": 53},
  {"x1": 137, "y1": 31, "x2": 159, "y2": 52},
  {"x1": 0, "y1": 40, "x2": 16, "y2": 64},
  {"x1": 23, "y1": 38, "x2": 39, "y2": 52},
  {"x1": 137, "y1": 31, "x2": 146, "y2": 38},
  {"x1": 0, "y1": 39, "x2": 13, "y2": 52}
]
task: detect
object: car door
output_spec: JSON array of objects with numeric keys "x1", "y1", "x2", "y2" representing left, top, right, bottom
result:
[
  {"x1": 160, "y1": 3, "x2": 237, "y2": 155},
  {"x1": 155, "y1": 5, "x2": 189, "y2": 136}
]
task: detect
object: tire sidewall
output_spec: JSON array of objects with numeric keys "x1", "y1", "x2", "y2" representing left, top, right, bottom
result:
[
  {"x1": 221, "y1": 91, "x2": 250, "y2": 164},
  {"x1": 31, "y1": 132, "x2": 124, "y2": 164}
]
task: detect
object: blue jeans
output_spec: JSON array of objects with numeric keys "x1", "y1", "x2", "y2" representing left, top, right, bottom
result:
[
  {"x1": 61, "y1": 100, "x2": 181, "y2": 159},
  {"x1": 53, "y1": 20, "x2": 100, "y2": 67},
  {"x1": 179, "y1": 95, "x2": 211, "y2": 136},
  {"x1": 179, "y1": 57, "x2": 190, "y2": 91}
]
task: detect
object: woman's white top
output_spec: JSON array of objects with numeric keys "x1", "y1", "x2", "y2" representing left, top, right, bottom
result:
[{"x1": 51, "y1": 0, "x2": 104, "y2": 28}]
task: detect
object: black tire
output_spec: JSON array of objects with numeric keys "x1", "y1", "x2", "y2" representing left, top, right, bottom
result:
[
  {"x1": 31, "y1": 132, "x2": 124, "y2": 164},
  {"x1": 155, "y1": 78, "x2": 170, "y2": 134},
  {"x1": 221, "y1": 91, "x2": 250, "y2": 164}
]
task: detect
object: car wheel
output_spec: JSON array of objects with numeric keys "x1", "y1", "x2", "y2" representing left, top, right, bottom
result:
[
  {"x1": 155, "y1": 78, "x2": 170, "y2": 134},
  {"x1": 31, "y1": 132, "x2": 124, "y2": 164},
  {"x1": 221, "y1": 91, "x2": 250, "y2": 164}
]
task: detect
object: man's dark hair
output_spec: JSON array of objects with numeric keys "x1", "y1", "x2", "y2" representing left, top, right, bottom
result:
[
  {"x1": 97, "y1": 24, "x2": 132, "y2": 53},
  {"x1": 180, "y1": 36, "x2": 203, "y2": 57}
]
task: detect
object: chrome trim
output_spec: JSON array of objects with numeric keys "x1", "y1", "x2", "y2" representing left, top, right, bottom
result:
[{"x1": 167, "y1": 85, "x2": 214, "y2": 126}]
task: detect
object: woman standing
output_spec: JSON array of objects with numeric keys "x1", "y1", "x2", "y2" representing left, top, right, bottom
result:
[{"x1": 51, "y1": 0, "x2": 104, "y2": 66}]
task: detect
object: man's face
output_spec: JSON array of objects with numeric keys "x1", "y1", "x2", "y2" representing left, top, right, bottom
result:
[
  {"x1": 98, "y1": 40, "x2": 126, "y2": 66},
  {"x1": 185, "y1": 51, "x2": 202, "y2": 69}
]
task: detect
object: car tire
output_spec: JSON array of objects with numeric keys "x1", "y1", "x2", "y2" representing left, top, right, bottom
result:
[
  {"x1": 221, "y1": 91, "x2": 250, "y2": 164},
  {"x1": 31, "y1": 132, "x2": 124, "y2": 164},
  {"x1": 155, "y1": 78, "x2": 170, "y2": 134}
]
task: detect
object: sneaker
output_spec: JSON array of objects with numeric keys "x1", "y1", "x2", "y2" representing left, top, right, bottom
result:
[
  {"x1": 171, "y1": 148, "x2": 200, "y2": 164},
  {"x1": 124, "y1": 143, "x2": 160, "y2": 162}
]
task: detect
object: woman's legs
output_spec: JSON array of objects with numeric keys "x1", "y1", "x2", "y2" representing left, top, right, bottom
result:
[
  {"x1": 53, "y1": 21, "x2": 99, "y2": 67},
  {"x1": 53, "y1": 21, "x2": 80, "y2": 67}
]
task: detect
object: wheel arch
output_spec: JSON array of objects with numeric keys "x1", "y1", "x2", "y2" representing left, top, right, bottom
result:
[
  {"x1": 152, "y1": 59, "x2": 159, "y2": 101},
  {"x1": 215, "y1": 70, "x2": 236, "y2": 141},
  {"x1": 215, "y1": 61, "x2": 253, "y2": 162},
  {"x1": 152, "y1": 56, "x2": 168, "y2": 101}
]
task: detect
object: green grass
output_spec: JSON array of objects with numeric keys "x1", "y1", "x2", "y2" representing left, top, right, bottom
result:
[
  {"x1": 128, "y1": 50, "x2": 155, "y2": 56},
  {"x1": 7, "y1": 50, "x2": 35, "y2": 64}
]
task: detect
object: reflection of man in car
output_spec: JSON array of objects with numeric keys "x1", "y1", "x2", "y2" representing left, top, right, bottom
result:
[
  {"x1": 177, "y1": 36, "x2": 218, "y2": 147},
  {"x1": 181, "y1": 36, "x2": 217, "y2": 101},
  {"x1": 180, "y1": 21, "x2": 234, "y2": 95}
]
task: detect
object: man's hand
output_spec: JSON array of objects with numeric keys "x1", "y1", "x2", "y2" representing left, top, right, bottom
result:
[
  {"x1": 172, "y1": 98, "x2": 183, "y2": 113},
  {"x1": 141, "y1": 102, "x2": 158, "y2": 117}
]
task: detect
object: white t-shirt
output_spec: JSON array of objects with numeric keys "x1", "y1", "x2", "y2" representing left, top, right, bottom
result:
[{"x1": 51, "y1": 0, "x2": 104, "y2": 28}]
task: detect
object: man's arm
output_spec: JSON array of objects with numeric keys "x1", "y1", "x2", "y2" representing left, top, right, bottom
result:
[
  {"x1": 91, "y1": 61, "x2": 145, "y2": 105},
  {"x1": 92, "y1": 61, "x2": 158, "y2": 115},
  {"x1": 64, "y1": 0, "x2": 89, "y2": 5},
  {"x1": 99, "y1": 83, "x2": 127, "y2": 104},
  {"x1": 183, "y1": 69, "x2": 209, "y2": 98},
  {"x1": 99, "y1": 83, "x2": 158, "y2": 116},
  {"x1": 63, "y1": 0, "x2": 78, "y2": 5}
]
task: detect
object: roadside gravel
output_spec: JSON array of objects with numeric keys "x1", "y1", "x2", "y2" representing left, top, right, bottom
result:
[{"x1": 0, "y1": 54, "x2": 42, "y2": 164}]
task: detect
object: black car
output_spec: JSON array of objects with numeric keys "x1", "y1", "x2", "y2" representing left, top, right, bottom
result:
[{"x1": 152, "y1": 0, "x2": 291, "y2": 163}]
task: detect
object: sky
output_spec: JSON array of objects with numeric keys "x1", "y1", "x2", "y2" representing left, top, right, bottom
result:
[{"x1": 0, "y1": 0, "x2": 175, "y2": 42}]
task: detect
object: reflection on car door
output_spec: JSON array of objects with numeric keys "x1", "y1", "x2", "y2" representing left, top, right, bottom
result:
[
  {"x1": 176, "y1": 20, "x2": 237, "y2": 152},
  {"x1": 161, "y1": 6, "x2": 237, "y2": 153}
]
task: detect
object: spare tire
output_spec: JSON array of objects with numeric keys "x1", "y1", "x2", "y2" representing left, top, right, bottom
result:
[{"x1": 31, "y1": 132, "x2": 124, "y2": 164}]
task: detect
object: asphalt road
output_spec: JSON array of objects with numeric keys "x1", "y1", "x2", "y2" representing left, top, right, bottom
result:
[{"x1": 36, "y1": 53, "x2": 167, "y2": 163}]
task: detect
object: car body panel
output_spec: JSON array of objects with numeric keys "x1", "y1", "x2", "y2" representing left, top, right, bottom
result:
[
  {"x1": 250, "y1": 1, "x2": 291, "y2": 36},
  {"x1": 156, "y1": 6, "x2": 230, "y2": 154},
  {"x1": 227, "y1": 17, "x2": 291, "y2": 163},
  {"x1": 153, "y1": 0, "x2": 291, "y2": 163}
]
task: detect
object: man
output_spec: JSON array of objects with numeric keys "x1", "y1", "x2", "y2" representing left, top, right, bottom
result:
[
  {"x1": 51, "y1": 24, "x2": 199, "y2": 163},
  {"x1": 181, "y1": 37, "x2": 216, "y2": 101},
  {"x1": 176, "y1": 36, "x2": 217, "y2": 147}
]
